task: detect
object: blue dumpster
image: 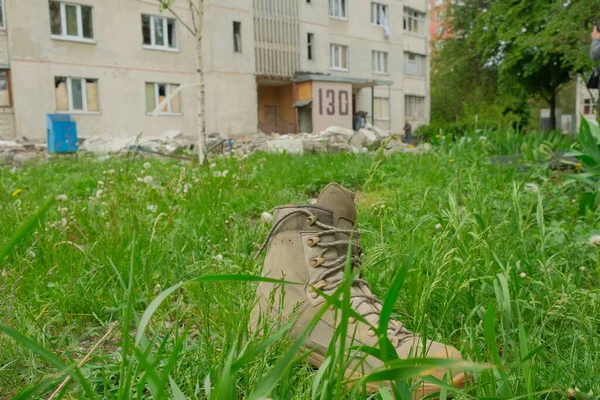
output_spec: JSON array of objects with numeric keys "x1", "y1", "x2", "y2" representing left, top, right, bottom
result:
[{"x1": 47, "y1": 114, "x2": 78, "y2": 153}]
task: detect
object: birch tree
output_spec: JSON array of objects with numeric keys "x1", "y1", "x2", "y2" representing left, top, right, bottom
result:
[{"x1": 158, "y1": 0, "x2": 206, "y2": 164}]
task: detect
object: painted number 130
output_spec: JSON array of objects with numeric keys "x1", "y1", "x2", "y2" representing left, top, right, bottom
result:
[{"x1": 318, "y1": 89, "x2": 349, "y2": 116}]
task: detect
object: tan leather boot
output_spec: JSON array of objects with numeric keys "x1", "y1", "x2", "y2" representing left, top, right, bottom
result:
[{"x1": 250, "y1": 183, "x2": 466, "y2": 397}]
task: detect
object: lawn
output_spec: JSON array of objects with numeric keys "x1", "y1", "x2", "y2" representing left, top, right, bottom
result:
[{"x1": 1, "y1": 130, "x2": 599, "y2": 399}]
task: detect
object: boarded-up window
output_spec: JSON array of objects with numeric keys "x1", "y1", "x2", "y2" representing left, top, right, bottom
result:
[
  {"x1": 145, "y1": 82, "x2": 182, "y2": 114},
  {"x1": 55, "y1": 76, "x2": 99, "y2": 112},
  {"x1": 331, "y1": 44, "x2": 348, "y2": 69},
  {"x1": 374, "y1": 97, "x2": 390, "y2": 120}
]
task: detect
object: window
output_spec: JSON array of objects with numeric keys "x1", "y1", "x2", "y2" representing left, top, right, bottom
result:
[
  {"x1": 307, "y1": 33, "x2": 314, "y2": 60},
  {"x1": 330, "y1": 44, "x2": 348, "y2": 70},
  {"x1": 404, "y1": 52, "x2": 425, "y2": 76},
  {"x1": 403, "y1": 8, "x2": 425, "y2": 34},
  {"x1": 142, "y1": 15, "x2": 177, "y2": 50},
  {"x1": 0, "y1": 70, "x2": 10, "y2": 106},
  {"x1": 371, "y1": 3, "x2": 388, "y2": 26},
  {"x1": 55, "y1": 77, "x2": 99, "y2": 112},
  {"x1": 405, "y1": 95, "x2": 425, "y2": 118},
  {"x1": 329, "y1": 0, "x2": 347, "y2": 19},
  {"x1": 584, "y1": 99, "x2": 594, "y2": 115},
  {"x1": 233, "y1": 21, "x2": 242, "y2": 53},
  {"x1": 49, "y1": 1, "x2": 94, "y2": 42},
  {"x1": 0, "y1": 0, "x2": 5, "y2": 29},
  {"x1": 145, "y1": 82, "x2": 181, "y2": 115},
  {"x1": 374, "y1": 97, "x2": 390, "y2": 120},
  {"x1": 372, "y1": 50, "x2": 388, "y2": 73}
]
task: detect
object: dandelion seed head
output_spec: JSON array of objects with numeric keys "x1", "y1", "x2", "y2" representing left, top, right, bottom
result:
[
  {"x1": 524, "y1": 183, "x2": 539, "y2": 193},
  {"x1": 261, "y1": 211, "x2": 273, "y2": 223},
  {"x1": 215, "y1": 254, "x2": 223, "y2": 262},
  {"x1": 56, "y1": 194, "x2": 68, "y2": 201},
  {"x1": 435, "y1": 223, "x2": 443, "y2": 230},
  {"x1": 143, "y1": 175, "x2": 153, "y2": 184},
  {"x1": 589, "y1": 235, "x2": 600, "y2": 246},
  {"x1": 143, "y1": 162, "x2": 152, "y2": 170},
  {"x1": 520, "y1": 272, "x2": 527, "y2": 278}
]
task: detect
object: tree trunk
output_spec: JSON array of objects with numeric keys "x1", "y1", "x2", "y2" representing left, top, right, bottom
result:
[
  {"x1": 549, "y1": 92, "x2": 557, "y2": 131},
  {"x1": 194, "y1": 0, "x2": 206, "y2": 165}
]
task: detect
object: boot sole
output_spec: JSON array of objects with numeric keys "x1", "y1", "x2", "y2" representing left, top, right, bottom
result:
[{"x1": 304, "y1": 348, "x2": 467, "y2": 399}]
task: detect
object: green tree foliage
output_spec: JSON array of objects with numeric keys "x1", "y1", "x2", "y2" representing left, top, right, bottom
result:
[{"x1": 433, "y1": 0, "x2": 600, "y2": 130}]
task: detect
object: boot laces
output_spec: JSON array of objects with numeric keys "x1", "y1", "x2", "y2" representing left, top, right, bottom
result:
[{"x1": 256, "y1": 208, "x2": 412, "y2": 346}]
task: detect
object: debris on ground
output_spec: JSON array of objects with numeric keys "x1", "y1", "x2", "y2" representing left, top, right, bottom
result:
[{"x1": 0, "y1": 123, "x2": 429, "y2": 168}]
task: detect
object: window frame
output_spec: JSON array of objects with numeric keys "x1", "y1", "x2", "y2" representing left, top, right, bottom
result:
[
  {"x1": 141, "y1": 14, "x2": 178, "y2": 52},
  {"x1": 372, "y1": 50, "x2": 388, "y2": 74},
  {"x1": 0, "y1": 0, "x2": 6, "y2": 30},
  {"x1": 373, "y1": 97, "x2": 390, "y2": 121},
  {"x1": 233, "y1": 21, "x2": 242, "y2": 53},
  {"x1": 0, "y1": 69, "x2": 11, "y2": 107},
  {"x1": 404, "y1": 52, "x2": 425, "y2": 77},
  {"x1": 146, "y1": 82, "x2": 182, "y2": 116},
  {"x1": 405, "y1": 95, "x2": 425, "y2": 118},
  {"x1": 50, "y1": 1, "x2": 95, "y2": 44},
  {"x1": 371, "y1": 2, "x2": 388, "y2": 27},
  {"x1": 583, "y1": 99, "x2": 594, "y2": 115},
  {"x1": 307, "y1": 33, "x2": 314, "y2": 61},
  {"x1": 329, "y1": 0, "x2": 348, "y2": 20},
  {"x1": 330, "y1": 44, "x2": 349, "y2": 71},
  {"x1": 403, "y1": 7, "x2": 425, "y2": 35},
  {"x1": 55, "y1": 76, "x2": 100, "y2": 114}
]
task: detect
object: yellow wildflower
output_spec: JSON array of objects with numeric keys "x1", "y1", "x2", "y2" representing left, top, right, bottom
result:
[
  {"x1": 436, "y1": 134, "x2": 441, "y2": 138},
  {"x1": 449, "y1": 159, "x2": 455, "y2": 163},
  {"x1": 575, "y1": 162, "x2": 582, "y2": 168},
  {"x1": 12, "y1": 189, "x2": 23, "y2": 197}
]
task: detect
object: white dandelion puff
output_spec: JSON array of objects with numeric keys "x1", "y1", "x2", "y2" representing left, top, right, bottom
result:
[
  {"x1": 588, "y1": 235, "x2": 600, "y2": 246},
  {"x1": 143, "y1": 175, "x2": 153, "y2": 184},
  {"x1": 261, "y1": 212, "x2": 273, "y2": 223},
  {"x1": 55, "y1": 194, "x2": 68, "y2": 201},
  {"x1": 143, "y1": 162, "x2": 152, "y2": 170}
]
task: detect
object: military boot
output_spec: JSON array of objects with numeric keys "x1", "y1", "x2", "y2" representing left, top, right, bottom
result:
[{"x1": 250, "y1": 183, "x2": 466, "y2": 397}]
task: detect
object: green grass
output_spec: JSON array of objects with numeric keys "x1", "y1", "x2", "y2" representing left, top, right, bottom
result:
[{"x1": 1, "y1": 132, "x2": 599, "y2": 399}]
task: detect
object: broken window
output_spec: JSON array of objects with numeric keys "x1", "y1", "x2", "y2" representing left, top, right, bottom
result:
[
  {"x1": 54, "y1": 77, "x2": 99, "y2": 112},
  {"x1": 307, "y1": 33, "x2": 314, "y2": 60},
  {"x1": 403, "y1": 8, "x2": 425, "y2": 34},
  {"x1": 329, "y1": 0, "x2": 347, "y2": 19},
  {"x1": 0, "y1": 70, "x2": 10, "y2": 106},
  {"x1": 330, "y1": 44, "x2": 348, "y2": 70},
  {"x1": 49, "y1": 2, "x2": 94, "y2": 41},
  {"x1": 372, "y1": 50, "x2": 388, "y2": 73},
  {"x1": 233, "y1": 21, "x2": 242, "y2": 53},
  {"x1": 371, "y1": 3, "x2": 388, "y2": 26},
  {"x1": 142, "y1": 14, "x2": 177, "y2": 50},
  {"x1": 404, "y1": 52, "x2": 425, "y2": 76},
  {"x1": 374, "y1": 97, "x2": 390, "y2": 120},
  {"x1": 145, "y1": 82, "x2": 181, "y2": 114},
  {"x1": 405, "y1": 95, "x2": 425, "y2": 118}
]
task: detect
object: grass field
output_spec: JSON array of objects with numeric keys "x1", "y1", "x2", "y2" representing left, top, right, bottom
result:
[{"x1": 1, "y1": 130, "x2": 599, "y2": 399}]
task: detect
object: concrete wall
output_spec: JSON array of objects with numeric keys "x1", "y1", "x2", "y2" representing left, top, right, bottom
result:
[
  {"x1": 6, "y1": 0, "x2": 198, "y2": 140},
  {"x1": 203, "y1": 0, "x2": 257, "y2": 136}
]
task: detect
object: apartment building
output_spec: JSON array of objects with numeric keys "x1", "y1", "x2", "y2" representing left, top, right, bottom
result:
[{"x1": 1, "y1": 0, "x2": 430, "y2": 141}]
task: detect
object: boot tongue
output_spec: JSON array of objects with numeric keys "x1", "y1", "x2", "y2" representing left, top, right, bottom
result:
[{"x1": 316, "y1": 183, "x2": 356, "y2": 229}]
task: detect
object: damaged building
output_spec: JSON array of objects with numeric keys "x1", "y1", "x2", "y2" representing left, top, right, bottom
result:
[{"x1": 0, "y1": 0, "x2": 430, "y2": 140}]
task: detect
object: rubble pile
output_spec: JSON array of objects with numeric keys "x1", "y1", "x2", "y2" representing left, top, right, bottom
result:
[{"x1": 0, "y1": 124, "x2": 431, "y2": 167}]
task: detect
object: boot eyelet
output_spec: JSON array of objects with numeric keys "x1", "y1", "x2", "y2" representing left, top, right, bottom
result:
[
  {"x1": 310, "y1": 291, "x2": 319, "y2": 299},
  {"x1": 310, "y1": 257, "x2": 325, "y2": 267},
  {"x1": 348, "y1": 317, "x2": 356, "y2": 324},
  {"x1": 307, "y1": 237, "x2": 320, "y2": 247},
  {"x1": 306, "y1": 215, "x2": 318, "y2": 226},
  {"x1": 367, "y1": 329, "x2": 376, "y2": 337}
]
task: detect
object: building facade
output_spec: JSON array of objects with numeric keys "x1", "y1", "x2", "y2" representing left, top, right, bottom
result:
[{"x1": 1, "y1": 0, "x2": 430, "y2": 141}]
